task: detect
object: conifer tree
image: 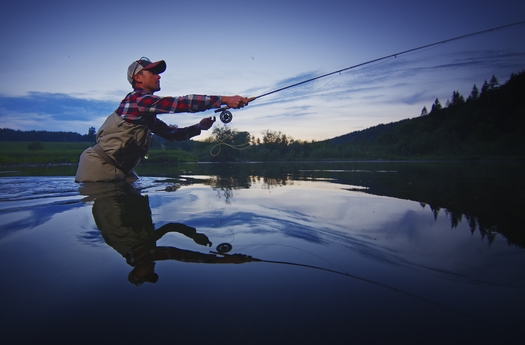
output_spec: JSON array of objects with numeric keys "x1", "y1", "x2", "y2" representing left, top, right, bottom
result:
[
  {"x1": 468, "y1": 84, "x2": 479, "y2": 101},
  {"x1": 481, "y1": 80, "x2": 490, "y2": 96},
  {"x1": 450, "y1": 91, "x2": 465, "y2": 106},
  {"x1": 430, "y1": 98, "x2": 442, "y2": 113},
  {"x1": 489, "y1": 75, "x2": 499, "y2": 89}
]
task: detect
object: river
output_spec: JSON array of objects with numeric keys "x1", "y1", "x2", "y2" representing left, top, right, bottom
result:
[{"x1": 0, "y1": 161, "x2": 523, "y2": 344}]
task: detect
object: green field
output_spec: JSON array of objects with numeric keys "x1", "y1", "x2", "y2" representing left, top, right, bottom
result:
[
  {"x1": 0, "y1": 141, "x2": 198, "y2": 165},
  {"x1": 0, "y1": 141, "x2": 92, "y2": 164}
]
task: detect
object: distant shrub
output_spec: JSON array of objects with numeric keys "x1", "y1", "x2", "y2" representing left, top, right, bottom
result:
[{"x1": 27, "y1": 142, "x2": 44, "y2": 150}]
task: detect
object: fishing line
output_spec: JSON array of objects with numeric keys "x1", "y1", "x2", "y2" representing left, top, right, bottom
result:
[
  {"x1": 210, "y1": 209, "x2": 238, "y2": 244},
  {"x1": 215, "y1": 20, "x2": 525, "y2": 122},
  {"x1": 209, "y1": 140, "x2": 251, "y2": 156},
  {"x1": 250, "y1": 258, "x2": 510, "y2": 328}
]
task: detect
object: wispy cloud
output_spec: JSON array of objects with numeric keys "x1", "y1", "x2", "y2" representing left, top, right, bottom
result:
[
  {"x1": 0, "y1": 92, "x2": 115, "y2": 133},
  {"x1": 0, "y1": 92, "x2": 115, "y2": 122}
]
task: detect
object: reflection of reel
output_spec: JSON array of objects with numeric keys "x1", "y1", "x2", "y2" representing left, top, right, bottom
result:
[
  {"x1": 216, "y1": 243, "x2": 233, "y2": 253},
  {"x1": 219, "y1": 110, "x2": 233, "y2": 123}
]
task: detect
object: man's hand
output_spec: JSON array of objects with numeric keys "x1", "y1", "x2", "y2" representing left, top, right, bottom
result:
[
  {"x1": 198, "y1": 116, "x2": 216, "y2": 130},
  {"x1": 222, "y1": 95, "x2": 250, "y2": 109},
  {"x1": 192, "y1": 233, "x2": 212, "y2": 247}
]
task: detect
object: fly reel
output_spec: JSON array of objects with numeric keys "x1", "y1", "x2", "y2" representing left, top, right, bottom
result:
[
  {"x1": 219, "y1": 110, "x2": 233, "y2": 123},
  {"x1": 216, "y1": 243, "x2": 233, "y2": 254}
]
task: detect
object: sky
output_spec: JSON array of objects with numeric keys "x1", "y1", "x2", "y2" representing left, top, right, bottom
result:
[{"x1": 1, "y1": 0, "x2": 524, "y2": 141}]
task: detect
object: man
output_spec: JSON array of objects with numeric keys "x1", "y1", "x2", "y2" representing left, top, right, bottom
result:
[{"x1": 75, "y1": 57, "x2": 249, "y2": 182}]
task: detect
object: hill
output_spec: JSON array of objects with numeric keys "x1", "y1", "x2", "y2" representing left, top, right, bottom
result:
[{"x1": 327, "y1": 70, "x2": 525, "y2": 159}]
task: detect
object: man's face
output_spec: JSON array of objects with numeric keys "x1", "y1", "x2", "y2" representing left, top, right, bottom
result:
[{"x1": 135, "y1": 69, "x2": 161, "y2": 94}]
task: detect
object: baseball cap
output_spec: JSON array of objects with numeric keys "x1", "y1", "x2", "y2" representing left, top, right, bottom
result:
[
  {"x1": 127, "y1": 57, "x2": 167, "y2": 84},
  {"x1": 128, "y1": 270, "x2": 159, "y2": 286}
]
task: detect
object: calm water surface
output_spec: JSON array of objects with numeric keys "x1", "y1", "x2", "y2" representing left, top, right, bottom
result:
[{"x1": 0, "y1": 161, "x2": 523, "y2": 344}]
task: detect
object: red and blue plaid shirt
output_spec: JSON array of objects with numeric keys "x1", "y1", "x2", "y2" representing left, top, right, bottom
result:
[
  {"x1": 114, "y1": 89, "x2": 222, "y2": 141},
  {"x1": 115, "y1": 89, "x2": 222, "y2": 124}
]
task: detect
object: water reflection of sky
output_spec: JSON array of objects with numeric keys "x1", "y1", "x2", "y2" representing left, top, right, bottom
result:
[
  {"x1": 149, "y1": 179, "x2": 524, "y2": 285},
  {"x1": 0, "y1": 175, "x2": 523, "y2": 344}
]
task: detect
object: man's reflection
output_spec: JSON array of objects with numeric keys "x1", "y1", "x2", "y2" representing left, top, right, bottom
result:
[{"x1": 78, "y1": 182, "x2": 252, "y2": 286}]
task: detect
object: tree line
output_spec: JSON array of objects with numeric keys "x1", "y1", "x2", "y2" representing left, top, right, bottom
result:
[{"x1": 0, "y1": 127, "x2": 96, "y2": 142}]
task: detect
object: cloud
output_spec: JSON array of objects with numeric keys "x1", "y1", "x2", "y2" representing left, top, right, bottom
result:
[
  {"x1": 0, "y1": 92, "x2": 115, "y2": 122},
  {"x1": 436, "y1": 50, "x2": 525, "y2": 71},
  {"x1": 0, "y1": 92, "x2": 115, "y2": 133}
]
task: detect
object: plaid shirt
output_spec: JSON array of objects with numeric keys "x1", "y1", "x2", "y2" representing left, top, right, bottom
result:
[
  {"x1": 116, "y1": 89, "x2": 222, "y2": 123},
  {"x1": 115, "y1": 89, "x2": 222, "y2": 141}
]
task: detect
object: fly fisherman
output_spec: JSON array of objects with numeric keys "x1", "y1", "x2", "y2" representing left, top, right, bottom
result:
[{"x1": 75, "y1": 57, "x2": 249, "y2": 182}]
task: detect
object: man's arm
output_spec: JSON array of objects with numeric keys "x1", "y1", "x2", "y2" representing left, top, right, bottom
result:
[
  {"x1": 154, "y1": 222, "x2": 212, "y2": 247},
  {"x1": 137, "y1": 94, "x2": 250, "y2": 114},
  {"x1": 152, "y1": 117, "x2": 216, "y2": 142},
  {"x1": 152, "y1": 119, "x2": 201, "y2": 141},
  {"x1": 126, "y1": 246, "x2": 253, "y2": 266}
]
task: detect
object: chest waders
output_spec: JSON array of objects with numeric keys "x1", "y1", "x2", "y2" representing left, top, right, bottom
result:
[{"x1": 75, "y1": 112, "x2": 152, "y2": 182}]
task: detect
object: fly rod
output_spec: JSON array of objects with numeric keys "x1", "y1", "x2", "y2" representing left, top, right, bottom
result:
[{"x1": 215, "y1": 20, "x2": 525, "y2": 123}]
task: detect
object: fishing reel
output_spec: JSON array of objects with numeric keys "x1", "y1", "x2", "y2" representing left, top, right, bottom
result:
[
  {"x1": 219, "y1": 110, "x2": 233, "y2": 123},
  {"x1": 216, "y1": 243, "x2": 233, "y2": 253},
  {"x1": 215, "y1": 107, "x2": 233, "y2": 123}
]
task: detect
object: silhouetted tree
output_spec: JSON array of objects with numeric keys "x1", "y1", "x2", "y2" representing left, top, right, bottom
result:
[
  {"x1": 481, "y1": 80, "x2": 490, "y2": 96},
  {"x1": 420, "y1": 106, "x2": 428, "y2": 116},
  {"x1": 467, "y1": 85, "x2": 479, "y2": 101},
  {"x1": 87, "y1": 127, "x2": 96, "y2": 142},
  {"x1": 430, "y1": 98, "x2": 442, "y2": 113},
  {"x1": 450, "y1": 91, "x2": 465, "y2": 106},
  {"x1": 261, "y1": 129, "x2": 292, "y2": 155},
  {"x1": 489, "y1": 75, "x2": 499, "y2": 89}
]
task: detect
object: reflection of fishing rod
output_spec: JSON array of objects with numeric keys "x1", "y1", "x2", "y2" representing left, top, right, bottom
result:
[
  {"x1": 212, "y1": 243, "x2": 512, "y2": 329},
  {"x1": 215, "y1": 242, "x2": 351, "y2": 277},
  {"x1": 215, "y1": 20, "x2": 525, "y2": 124}
]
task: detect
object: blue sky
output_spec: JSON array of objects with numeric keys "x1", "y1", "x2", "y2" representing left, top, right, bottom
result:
[{"x1": 1, "y1": 0, "x2": 524, "y2": 141}]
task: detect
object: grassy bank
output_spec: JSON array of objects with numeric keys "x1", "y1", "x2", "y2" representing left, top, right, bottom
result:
[
  {"x1": 0, "y1": 142, "x2": 92, "y2": 165},
  {"x1": 0, "y1": 141, "x2": 198, "y2": 165}
]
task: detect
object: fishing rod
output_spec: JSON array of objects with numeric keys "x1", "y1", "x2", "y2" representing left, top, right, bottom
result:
[{"x1": 215, "y1": 20, "x2": 525, "y2": 123}]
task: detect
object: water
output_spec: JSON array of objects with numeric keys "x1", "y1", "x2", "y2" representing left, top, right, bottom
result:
[{"x1": 0, "y1": 161, "x2": 523, "y2": 344}]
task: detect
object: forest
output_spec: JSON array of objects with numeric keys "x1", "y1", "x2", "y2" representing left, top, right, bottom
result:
[{"x1": 1, "y1": 70, "x2": 524, "y2": 163}]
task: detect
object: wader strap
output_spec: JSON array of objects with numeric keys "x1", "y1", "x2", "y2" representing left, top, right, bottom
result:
[{"x1": 92, "y1": 144, "x2": 129, "y2": 174}]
